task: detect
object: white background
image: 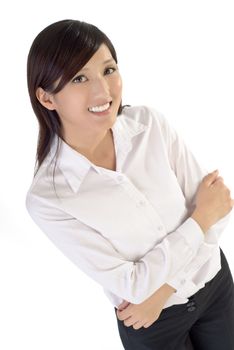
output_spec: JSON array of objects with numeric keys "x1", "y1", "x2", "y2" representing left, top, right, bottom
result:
[{"x1": 1, "y1": 0, "x2": 234, "y2": 349}]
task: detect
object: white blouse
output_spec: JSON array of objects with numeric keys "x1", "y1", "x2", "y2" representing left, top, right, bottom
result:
[{"x1": 25, "y1": 105, "x2": 231, "y2": 309}]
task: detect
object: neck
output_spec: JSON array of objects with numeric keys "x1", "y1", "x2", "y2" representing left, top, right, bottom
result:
[{"x1": 63, "y1": 128, "x2": 112, "y2": 161}]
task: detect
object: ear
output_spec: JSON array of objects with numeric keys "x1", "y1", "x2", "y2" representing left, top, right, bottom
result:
[{"x1": 36, "y1": 87, "x2": 56, "y2": 111}]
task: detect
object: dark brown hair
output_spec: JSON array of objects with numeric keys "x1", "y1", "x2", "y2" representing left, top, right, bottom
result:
[{"x1": 27, "y1": 19, "x2": 127, "y2": 190}]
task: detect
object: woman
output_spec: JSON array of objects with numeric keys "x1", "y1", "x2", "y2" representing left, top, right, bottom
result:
[{"x1": 26, "y1": 19, "x2": 234, "y2": 349}]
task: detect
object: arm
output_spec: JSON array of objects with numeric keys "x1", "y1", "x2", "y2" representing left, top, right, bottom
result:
[
  {"x1": 152, "y1": 107, "x2": 232, "y2": 294},
  {"x1": 25, "y1": 191, "x2": 204, "y2": 305},
  {"x1": 116, "y1": 110, "x2": 233, "y2": 327}
]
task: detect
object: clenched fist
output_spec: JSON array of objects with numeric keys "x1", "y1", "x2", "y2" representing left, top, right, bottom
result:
[{"x1": 191, "y1": 170, "x2": 234, "y2": 233}]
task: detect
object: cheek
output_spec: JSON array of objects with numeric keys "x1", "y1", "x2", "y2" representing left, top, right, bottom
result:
[
  {"x1": 54, "y1": 93, "x2": 86, "y2": 120},
  {"x1": 60, "y1": 93, "x2": 86, "y2": 110},
  {"x1": 112, "y1": 75, "x2": 122, "y2": 96}
]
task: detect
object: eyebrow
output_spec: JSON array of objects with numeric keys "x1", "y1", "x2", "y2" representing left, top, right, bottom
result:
[{"x1": 81, "y1": 58, "x2": 116, "y2": 71}]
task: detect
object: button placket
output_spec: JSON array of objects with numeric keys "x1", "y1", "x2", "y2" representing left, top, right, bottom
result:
[{"x1": 115, "y1": 177, "x2": 166, "y2": 235}]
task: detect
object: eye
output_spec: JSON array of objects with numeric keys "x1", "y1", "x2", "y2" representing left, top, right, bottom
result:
[
  {"x1": 105, "y1": 67, "x2": 116, "y2": 75},
  {"x1": 72, "y1": 75, "x2": 87, "y2": 84}
]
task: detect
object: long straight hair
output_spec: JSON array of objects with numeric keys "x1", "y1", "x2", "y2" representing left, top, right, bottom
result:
[{"x1": 27, "y1": 19, "x2": 127, "y2": 187}]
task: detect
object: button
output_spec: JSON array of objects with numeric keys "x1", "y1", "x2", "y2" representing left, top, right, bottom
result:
[
  {"x1": 157, "y1": 225, "x2": 163, "y2": 231},
  {"x1": 187, "y1": 301, "x2": 195, "y2": 307},
  {"x1": 139, "y1": 200, "x2": 146, "y2": 206},
  {"x1": 116, "y1": 175, "x2": 124, "y2": 182},
  {"x1": 187, "y1": 298, "x2": 196, "y2": 312},
  {"x1": 181, "y1": 279, "x2": 186, "y2": 285},
  {"x1": 187, "y1": 306, "x2": 196, "y2": 312}
]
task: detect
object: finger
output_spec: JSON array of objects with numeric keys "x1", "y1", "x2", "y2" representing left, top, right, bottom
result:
[
  {"x1": 214, "y1": 176, "x2": 224, "y2": 182},
  {"x1": 143, "y1": 322, "x2": 153, "y2": 328},
  {"x1": 117, "y1": 300, "x2": 130, "y2": 311},
  {"x1": 124, "y1": 316, "x2": 138, "y2": 327},
  {"x1": 116, "y1": 310, "x2": 124, "y2": 320},
  {"x1": 210, "y1": 176, "x2": 224, "y2": 186},
  {"x1": 203, "y1": 170, "x2": 219, "y2": 186},
  {"x1": 116, "y1": 309, "x2": 130, "y2": 321},
  {"x1": 133, "y1": 321, "x2": 145, "y2": 330}
]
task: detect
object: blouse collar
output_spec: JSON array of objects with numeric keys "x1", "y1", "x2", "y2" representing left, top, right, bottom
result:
[{"x1": 48, "y1": 112, "x2": 148, "y2": 193}]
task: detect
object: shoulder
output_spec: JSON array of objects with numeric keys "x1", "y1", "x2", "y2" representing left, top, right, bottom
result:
[
  {"x1": 120, "y1": 104, "x2": 171, "y2": 137},
  {"x1": 121, "y1": 104, "x2": 167, "y2": 127},
  {"x1": 25, "y1": 159, "x2": 65, "y2": 220},
  {"x1": 120, "y1": 105, "x2": 179, "y2": 152}
]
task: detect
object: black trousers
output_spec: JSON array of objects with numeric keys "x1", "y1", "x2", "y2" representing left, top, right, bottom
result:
[{"x1": 114, "y1": 248, "x2": 234, "y2": 349}]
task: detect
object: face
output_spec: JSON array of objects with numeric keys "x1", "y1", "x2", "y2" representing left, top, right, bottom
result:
[{"x1": 38, "y1": 44, "x2": 122, "y2": 141}]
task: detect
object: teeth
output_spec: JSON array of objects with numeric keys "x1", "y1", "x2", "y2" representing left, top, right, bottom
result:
[{"x1": 88, "y1": 102, "x2": 110, "y2": 113}]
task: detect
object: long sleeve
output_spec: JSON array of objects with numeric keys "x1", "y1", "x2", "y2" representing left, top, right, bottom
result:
[
  {"x1": 154, "y1": 108, "x2": 232, "y2": 294},
  {"x1": 25, "y1": 192, "x2": 204, "y2": 305},
  {"x1": 26, "y1": 104, "x2": 232, "y2": 307}
]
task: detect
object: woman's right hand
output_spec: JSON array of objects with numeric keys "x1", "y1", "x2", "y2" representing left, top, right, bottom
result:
[{"x1": 191, "y1": 170, "x2": 234, "y2": 233}]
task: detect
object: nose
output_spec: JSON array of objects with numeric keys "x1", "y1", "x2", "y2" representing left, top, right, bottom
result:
[{"x1": 91, "y1": 76, "x2": 110, "y2": 101}]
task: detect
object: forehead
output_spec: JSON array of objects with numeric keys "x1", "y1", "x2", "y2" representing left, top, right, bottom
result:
[{"x1": 81, "y1": 44, "x2": 114, "y2": 70}]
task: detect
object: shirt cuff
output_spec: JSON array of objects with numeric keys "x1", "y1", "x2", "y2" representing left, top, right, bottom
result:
[
  {"x1": 177, "y1": 217, "x2": 204, "y2": 254},
  {"x1": 166, "y1": 278, "x2": 197, "y2": 298}
]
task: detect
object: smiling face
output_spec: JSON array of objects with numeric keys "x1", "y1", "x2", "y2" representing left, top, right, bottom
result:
[{"x1": 37, "y1": 44, "x2": 122, "y2": 146}]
